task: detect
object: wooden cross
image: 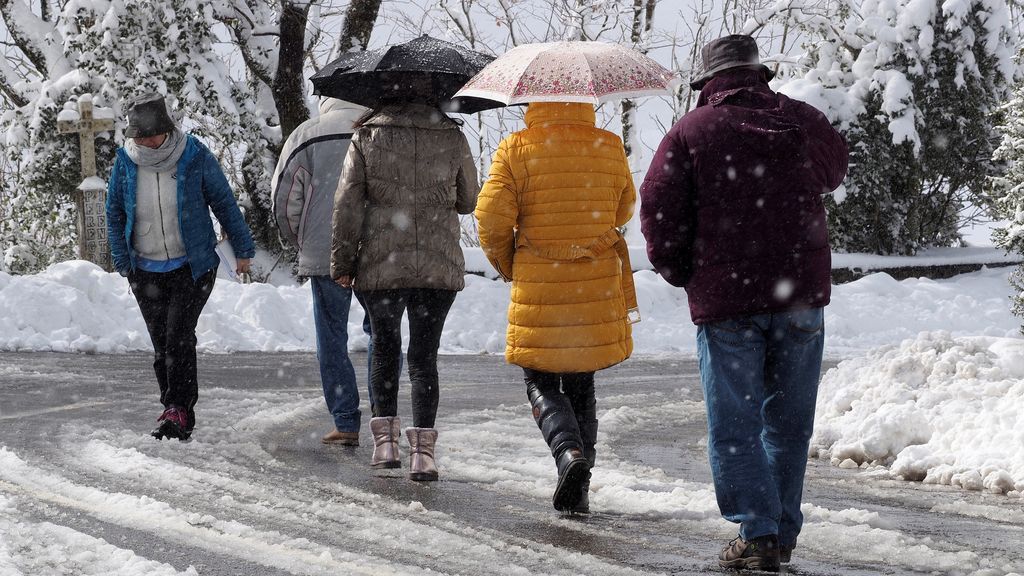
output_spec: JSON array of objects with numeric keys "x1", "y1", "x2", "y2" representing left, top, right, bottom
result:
[
  {"x1": 57, "y1": 95, "x2": 114, "y2": 179},
  {"x1": 57, "y1": 94, "x2": 115, "y2": 270}
]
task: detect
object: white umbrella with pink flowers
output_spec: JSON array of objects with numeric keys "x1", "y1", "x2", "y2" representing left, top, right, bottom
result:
[{"x1": 451, "y1": 41, "x2": 679, "y2": 106}]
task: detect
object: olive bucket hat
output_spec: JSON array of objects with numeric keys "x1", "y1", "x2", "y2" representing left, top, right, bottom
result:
[
  {"x1": 124, "y1": 92, "x2": 176, "y2": 138},
  {"x1": 689, "y1": 34, "x2": 775, "y2": 91}
]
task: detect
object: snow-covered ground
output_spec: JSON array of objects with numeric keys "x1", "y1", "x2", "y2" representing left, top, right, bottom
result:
[
  {"x1": 1, "y1": 258, "x2": 1023, "y2": 575},
  {"x1": 812, "y1": 332, "x2": 1024, "y2": 496},
  {"x1": 1, "y1": 352, "x2": 1022, "y2": 576},
  {"x1": 2, "y1": 259, "x2": 1023, "y2": 500},
  {"x1": 0, "y1": 259, "x2": 1018, "y2": 357}
]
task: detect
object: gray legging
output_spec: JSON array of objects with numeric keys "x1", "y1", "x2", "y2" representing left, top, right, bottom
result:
[{"x1": 358, "y1": 288, "x2": 456, "y2": 428}]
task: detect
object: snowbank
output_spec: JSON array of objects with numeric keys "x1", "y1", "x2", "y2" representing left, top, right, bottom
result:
[
  {"x1": 812, "y1": 332, "x2": 1024, "y2": 495},
  {"x1": 0, "y1": 260, "x2": 1018, "y2": 357}
]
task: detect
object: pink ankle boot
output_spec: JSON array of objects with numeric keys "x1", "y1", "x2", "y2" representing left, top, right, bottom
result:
[
  {"x1": 406, "y1": 427, "x2": 438, "y2": 481},
  {"x1": 369, "y1": 416, "x2": 401, "y2": 469}
]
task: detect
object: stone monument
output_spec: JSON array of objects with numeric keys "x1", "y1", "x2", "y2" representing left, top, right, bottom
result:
[{"x1": 57, "y1": 94, "x2": 114, "y2": 271}]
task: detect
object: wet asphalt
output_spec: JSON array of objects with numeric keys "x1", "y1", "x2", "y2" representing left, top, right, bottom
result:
[{"x1": 1, "y1": 351, "x2": 1023, "y2": 575}]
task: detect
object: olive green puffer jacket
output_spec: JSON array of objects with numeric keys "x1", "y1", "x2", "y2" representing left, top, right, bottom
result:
[{"x1": 330, "y1": 104, "x2": 479, "y2": 291}]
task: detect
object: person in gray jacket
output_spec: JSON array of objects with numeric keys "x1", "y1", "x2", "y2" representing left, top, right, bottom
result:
[
  {"x1": 272, "y1": 98, "x2": 374, "y2": 446},
  {"x1": 331, "y1": 102, "x2": 479, "y2": 481}
]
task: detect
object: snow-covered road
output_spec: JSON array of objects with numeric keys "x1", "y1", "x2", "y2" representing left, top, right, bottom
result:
[{"x1": 1, "y1": 352, "x2": 1022, "y2": 575}]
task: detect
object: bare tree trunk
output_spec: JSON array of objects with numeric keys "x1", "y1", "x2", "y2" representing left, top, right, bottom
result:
[
  {"x1": 338, "y1": 0, "x2": 384, "y2": 54},
  {"x1": 621, "y1": 0, "x2": 656, "y2": 162},
  {"x1": 274, "y1": 1, "x2": 311, "y2": 144},
  {"x1": 621, "y1": 98, "x2": 637, "y2": 160}
]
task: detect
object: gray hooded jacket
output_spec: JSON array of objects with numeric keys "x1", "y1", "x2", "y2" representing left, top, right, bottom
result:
[
  {"x1": 273, "y1": 99, "x2": 366, "y2": 276},
  {"x1": 330, "y1": 103, "x2": 479, "y2": 291}
]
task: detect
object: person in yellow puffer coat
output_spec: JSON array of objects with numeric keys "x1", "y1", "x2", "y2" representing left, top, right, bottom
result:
[{"x1": 475, "y1": 101, "x2": 637, "y2": 514}]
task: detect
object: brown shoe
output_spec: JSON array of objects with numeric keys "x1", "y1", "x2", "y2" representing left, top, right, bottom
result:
[
  {"x1": 321, "y1": 430, "x2": 360, "y2": 446},
  {"x1": 718, "y1": 535, "x2": 780, "y2": 572}
]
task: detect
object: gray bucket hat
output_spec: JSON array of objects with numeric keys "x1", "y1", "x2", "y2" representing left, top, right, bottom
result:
[
  {"x1": 124, "y1": 93, "x2": 176, "y2": 138},
  {"x1": 690, "y1": 34, "x2": 775, "y2": 91}
]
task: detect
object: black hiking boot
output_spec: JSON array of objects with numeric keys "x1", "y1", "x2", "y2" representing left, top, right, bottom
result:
[
  {"x1": 779, "y1": 544, "x2": 793, "y2": 564},
  {"x1": 718, "y1": 534, "x2": 780, "y2": 572},
  {"x1": 150, "y1": 407, "x2": 191, "y2": 441}
]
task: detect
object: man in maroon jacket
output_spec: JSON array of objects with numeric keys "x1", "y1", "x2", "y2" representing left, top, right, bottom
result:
[{"x1": 640, "y1": 35, "x2": 848, "y2": 571}]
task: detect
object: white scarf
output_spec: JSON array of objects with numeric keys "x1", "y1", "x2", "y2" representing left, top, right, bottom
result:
[{"x1": 125, "y1": 128, "x2": 187, "y2": 173}]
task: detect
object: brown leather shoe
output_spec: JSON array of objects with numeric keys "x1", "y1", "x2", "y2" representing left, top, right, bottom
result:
[
  {"x1": 321, "y1": 430, "x2": 360, "y2": 446},
  {"x1": 718, "y1": 535, "x2": 780, "y2": 572}
]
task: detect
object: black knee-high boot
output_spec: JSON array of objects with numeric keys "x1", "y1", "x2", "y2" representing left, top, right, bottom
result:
[
  {"x1": 525, "y1": 370, "x2": 590, "y2": 511},
  {"x1": 565, "y1": 372, "x2": 597, "y2": 514},
  {"x1": 571, "y1": 420, "x2": 598, "y2": 514}
]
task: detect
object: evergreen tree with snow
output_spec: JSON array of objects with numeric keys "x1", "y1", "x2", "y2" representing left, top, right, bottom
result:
[
  {"x1": 989, "y1": 73, "x2": 1024, "y2": 332},
  {"x1": 0, "y1": 0, "x2": 271, "y2": 273},
  {"x1": 776, "y1": 0, "x2": 1016, "y2": 254}
]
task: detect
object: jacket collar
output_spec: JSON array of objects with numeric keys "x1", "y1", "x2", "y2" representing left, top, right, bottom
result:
[
  {"x1": 524, "y1": 102, "x2": 596, "y2": 128},
  {"x1": 696, "y1": 68, "x2": 772, "y2": 108},
  {"x1": 362, "y1": 103, "x2": 459, "y2": 130},
  {"x1": 118, "y1": 134, "x2": 199, "y2": 169}
]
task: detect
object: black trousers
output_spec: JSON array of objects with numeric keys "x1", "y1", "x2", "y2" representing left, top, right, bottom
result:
[
  {"x1": 359, "y1": 288, "x2": 457, "y2": 428},
  {"x1": 523, "y1": 369, "x2": 597, "y2": 424},
  {"x1": 130, "y1": 266, "x2": 216, "y2": 430}
]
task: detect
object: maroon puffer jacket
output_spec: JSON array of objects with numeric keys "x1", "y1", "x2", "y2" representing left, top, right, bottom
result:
[{"x1": 640, "y1": 69, "x2": 848, "y2": 324}]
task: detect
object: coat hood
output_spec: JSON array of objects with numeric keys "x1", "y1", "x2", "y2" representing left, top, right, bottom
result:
[
  {"x1": 524, "y1": 102, "x2": 596, "y2": 128},
  {"x1": 362, "y1": 103, "x2": 460, "y2": 130}
]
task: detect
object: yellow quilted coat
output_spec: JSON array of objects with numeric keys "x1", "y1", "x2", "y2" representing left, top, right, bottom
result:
[{"x1": 476, "y1": 102, "x2": 636, "y2": 373}]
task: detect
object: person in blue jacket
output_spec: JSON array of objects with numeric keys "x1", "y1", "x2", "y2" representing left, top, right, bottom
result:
[{"x1": 106, "y1": 93, "x2": 255, "y2": 441}]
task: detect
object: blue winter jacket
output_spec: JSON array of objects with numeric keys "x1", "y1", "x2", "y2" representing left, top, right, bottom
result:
[{"x1": 106, "y1": 135, "x2": 256, "y2": 281}]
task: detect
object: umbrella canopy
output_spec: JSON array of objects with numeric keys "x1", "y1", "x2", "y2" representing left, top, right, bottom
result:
[
  {"x1": 454, "y1": 41, "x2": 680, "y2": 105},
  {"x1": 311, "y1": 35, "x2": 500, "y2": 113}
]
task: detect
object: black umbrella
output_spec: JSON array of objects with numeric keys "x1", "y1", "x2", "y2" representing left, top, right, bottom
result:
[{"x1": 311, "y1": 35, "x2": 502, "y2": 114}]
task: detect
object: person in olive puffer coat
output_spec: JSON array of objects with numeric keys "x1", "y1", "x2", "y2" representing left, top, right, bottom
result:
[
  {"x1": 476, "y1": 101, "x2": 637, "y2": 514},
  {"x1": 331, "y1": 102, "x2": 479, "y2": 481}
]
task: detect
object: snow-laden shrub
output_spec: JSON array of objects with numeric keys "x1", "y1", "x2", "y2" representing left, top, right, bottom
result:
[{"x1": 772, "y1": 0, "x2": 1016, "y2": 254}]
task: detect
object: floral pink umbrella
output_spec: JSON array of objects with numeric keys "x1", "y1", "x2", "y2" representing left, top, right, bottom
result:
[{"x1": 452, "y1": 41, "x2": 679, "y2": 105}]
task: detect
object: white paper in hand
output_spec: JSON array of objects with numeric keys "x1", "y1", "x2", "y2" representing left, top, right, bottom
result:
[{"x1": 215, "y1": 238, "x2": 239, "y2": 281}]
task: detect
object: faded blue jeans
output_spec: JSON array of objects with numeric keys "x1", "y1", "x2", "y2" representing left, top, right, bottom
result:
[
  {"x1": 310, "y1": 276, "x2": 371, "y2": 433},
  {"x1": 696, "y1": 307, "x2": 824, "y2": 549}
]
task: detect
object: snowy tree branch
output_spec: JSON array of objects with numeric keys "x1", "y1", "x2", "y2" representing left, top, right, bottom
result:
[
  {"x1": 0, "y1": 78, "x2": 27, "y2": 107},
  {"x1": 216, "y1": 13, "x2": 275, "y2": 87},
  {"x1": 0, "y1": 0, "x2": 55, "y2": 75}
]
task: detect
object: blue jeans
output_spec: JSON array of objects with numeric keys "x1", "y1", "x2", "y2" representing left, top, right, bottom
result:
[
  {"x1": 696, "y1": 307, "x2": 824, "y2": 548},
  {"x1": 310, "y1": 277, "x2": 371, "y2": 432}
]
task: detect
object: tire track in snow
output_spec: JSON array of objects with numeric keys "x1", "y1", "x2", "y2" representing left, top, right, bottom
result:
[
  {"x1": 0, "y1": 493, "x2": 195, "y2": 576},
  {"x1": 3, "y1": 390, "x2": 655, "y2": 576},
  {"x1": 440, "y1": 391, "x2": 1024, "y2": 575}
]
